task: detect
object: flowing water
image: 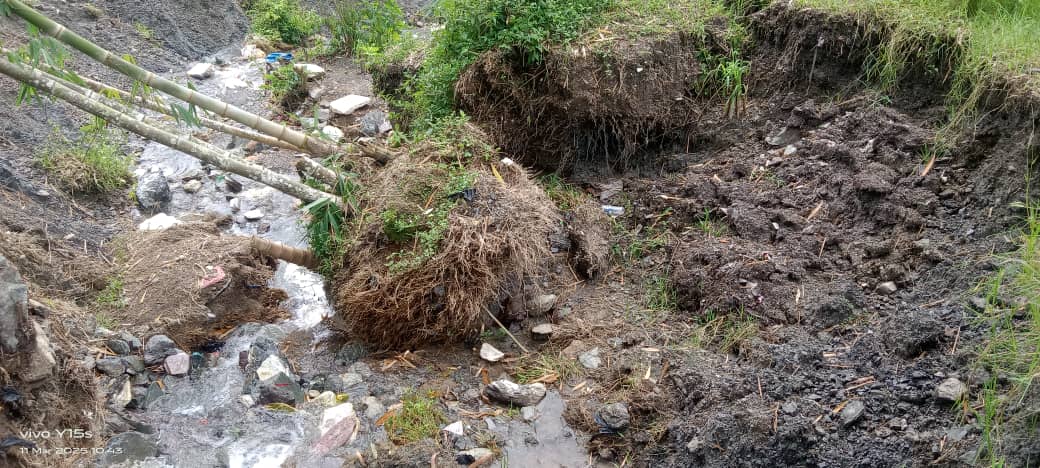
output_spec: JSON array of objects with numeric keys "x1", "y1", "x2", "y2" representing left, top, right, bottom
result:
[{"x1": 128, "y1": 43, "x2": 588, "y2": 467}]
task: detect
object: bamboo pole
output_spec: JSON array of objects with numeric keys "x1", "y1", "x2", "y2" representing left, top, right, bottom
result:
[
  {"x1": 3, "y1": 0, "x2": 336, "y2": 156},
  {"x1": 0, "y1": 57, "x2": 346, "y2": 210},
  {"x1": 250, "y1": 236, "x2": 317, "y2": 269}
]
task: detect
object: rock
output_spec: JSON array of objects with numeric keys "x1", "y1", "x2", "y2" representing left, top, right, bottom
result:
[
  {"x1": 243, "y1": 209, "x2": 264, "y2": 221},
  {"x1": 119, "y1": 332, "x2": 142, "y2": 351},
  {"x1": 321, "y1": 125, "x2": 344, "y2": 142},
  {"x1": 0, "y1": 255, "x2": 31, "y2": 355},
  {"x1": 187, "y1": 62, "x2": 214, "y2": 79},
  {"x1": 164, "y1": 352, "x2": 190, "y2": 376},
  {"x1": 339, "y1": 372, "x2": 363, "y2": 388},
  {"x1": 362, "y1": 395, "x2": 385, "y2": 420},
  {"x1": 968, "y1": 296, "x2": 988, "y2": 312},
  {"x1": 578, "y1": 348, "x2": 602, "y2": 369},
  {"x1": 128, "y1": 382, "x2": 163, "y2": 410},
  {"x1": 935, "y1": 378, "x2": 968, "y2": 402},
  {"x1": 840, "y1": 400, "x2": 865, "y2": 426},
  {"x1": 781, "y1": 401, "x2": 798, "y2": 415},
  {"x1": 17, "y1": 321, "x2": 56, "y2": 383},
  {"x1": 479, "y1": 343, "x2": 505, "y2": 362},
  {"x1": 239, "y1": 394, "x2": 255, "y2": 407},
  {"x1": 329, "y1": 95, "x2": 371, "y2": 115},
  {"x1": 98, "y1": 431, "x2": 158, "y2": 466},
  {"x1": 889, "y1": 417, "x2": 908, "y2": 431},
  {"x1": 137, "y1": 213, "x2": 181, "y2": 231},
  {"x1": 335, "y1": 342, "x2": 367, "y2": 366},
  {"x1": 256, "y1": 355, "x2": 292, "y2": 381},
  {"x1": 456, "y1": 448, "x2": 494, "y2": 465},
  {"x1": 527, "y1": 294, "x2": 557, "y2": 315},
  {"x1": 229, "y1": 197, "x2": 241, "y2": 212},
  {"x1": 484, "y1": 380, "x2": 546, "y2": 407},
  {"x1": 597, "y1": 403, "x2": 630, "y2": 431},
  {"x1": 307, "y1": 389, "x2": 321, "y2": 399},
  {"x1": 144, "y1": 335, "x2": 179, "y2": 365},
  {"x1": 293, "y1": 63, "x2": 325, "y2": 80},
  {"x1": 443, "y1": 420, "x2": 465, "y2": 437},
  {"x1": 313, "y1": 403, "x2": 358, "y2": 455},
  {"x1": 876, "y1": 281, "x2": 898, "y2": 295},
  {"x1": 123, "y1": 356, "x2": 146, "y2": 374},
  {"x1": 531, "y1": 324, "x2": 554, "y2": 341},
  {"x1": 112, "y1": 378, "x2": 133, "y2": 408},
  {"x1": 258, "y1": 372, "x2": 304, "y2": 406},
  {"x1": 561, "y1": 340, "x2": 586, "y2": 359},
  {"x1": 96, "y1": 357, "x2": 126, "y2": 377},
  {"x1": 182, "y1": 179, "x2": 203, "y2": 193},
  {"x1": 360, "y1": 110, "x2": 389, "y2": 136},
  {"x1": 135, "y1": 170, "x2": 171, "y2": 211},
  {"x1": 783, "y1": 145, "x2": 798, "y2": 156},
  {"x1": 520, "y1": 406, "x2": 539, "y2": 422},
  {"x1": 299, "y1": 117, "x2": 318, "y2": 129},
  {"x1": 225, "y1": 176, "x2": 243, "y2": 193},
  {"x1": 106, "y1": 339, "x2": 131, "y2": 356},
  {"x1": 766, "y1": 126, "x2": 801, "y2": 146},
  {"x1": 315, "y1": 391, "x2": 337, "y2": 407}
]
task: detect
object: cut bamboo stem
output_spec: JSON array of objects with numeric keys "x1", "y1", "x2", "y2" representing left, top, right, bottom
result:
[
  {"x1": 250, "y1": 236, "x2": 318, "y2": 269},
  {"x1": 0, "y1": 57, "x2": 344, "y2": 209}
]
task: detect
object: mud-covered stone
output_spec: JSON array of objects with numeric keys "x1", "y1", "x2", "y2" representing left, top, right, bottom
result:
[
  {"x1": 484, "y1": 380, "x2": 546, "y2": 407},
  {"x1": 96, "y1": 357, "x2": 126, "y2": 377},
  {"x1": 935, "y1": 378, "x2": 967, "y2": 402},
  {"x1": 257, "y1": 372, "x2": 304, "y2": 406},
  {"x1": 135, "y1": 170, "x2": 171, "y2": 211},
  {"x1": 597, "y1": 403, "x2": 630, "y2": 430},
  {"x1": 0, "y1": 255, "x2": 31, "y2": 355},
  {"x1": 144, "y1": 335, "x2": 179, "y2": 365}
]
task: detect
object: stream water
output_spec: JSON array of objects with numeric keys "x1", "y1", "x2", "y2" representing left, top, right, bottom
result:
[{"x1": 126, "y1": 43, "x2": 589, "y2": 467}]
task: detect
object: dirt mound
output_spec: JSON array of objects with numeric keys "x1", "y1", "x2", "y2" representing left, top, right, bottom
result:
[
  {"x1": 330, "y1": 125, "x2": 560, "y2": 349},
  {"x1": 119, "y1": 221, "x2": 288, "y2": 349}
]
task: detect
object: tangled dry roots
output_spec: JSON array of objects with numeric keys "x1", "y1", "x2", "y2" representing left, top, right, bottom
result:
[{"x1": 330, "y1": 144, "x2": 559, "y2": 350}]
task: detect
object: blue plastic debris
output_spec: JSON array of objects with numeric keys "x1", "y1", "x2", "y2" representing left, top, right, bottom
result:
[{"x1": 265, "y1": 52, "x2": 294, "y2": 64}]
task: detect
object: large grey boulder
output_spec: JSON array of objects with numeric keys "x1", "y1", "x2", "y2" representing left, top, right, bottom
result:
[
  {"x1": 135, "y1": 170, "x2": 171, "y2": 211},
  {"x1": 484, "y1": 380, "x2": 546, "y2": 407}
]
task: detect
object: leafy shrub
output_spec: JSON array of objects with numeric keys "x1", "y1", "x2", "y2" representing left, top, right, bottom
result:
[
  {"x1": 36, "y1": 119, "x2": 133, "y2": 194},
  {"x1": 247, "y1": 0, "x2": 320, "y2": 46},
  {"x1": 328, "y1": 0, "x2": 406, "y2": 55},
  {"x1": 262, "y1": 64, "x2": 304, "y2": 107}
]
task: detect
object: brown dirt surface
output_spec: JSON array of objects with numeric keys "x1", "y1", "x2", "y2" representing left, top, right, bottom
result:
[{"x1": 119, "y1": 220, "x2": 288, "y2": 349}]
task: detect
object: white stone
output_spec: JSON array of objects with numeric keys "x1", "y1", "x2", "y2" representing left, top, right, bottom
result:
[
  {"x1": 19, "y1": 321, "x2": 56, "y2": 382},
  {"x1": 329, "y1": 95, "x2": 371, "y2": 115},
  {"x1": 182, "y1": 179, "x2": 202, "y2": 193},
  {"x1": 229, "y1": 198, "x2": 241, "y2": 212},
  {"x1": 256, "y1": 355, "x2": 290, "y2": 381},
  {"x1": 164, "y1": 352, "x2": 190, "y2": 376},
  {"x1": 527, "y1": 294, "x2": 557, "y2": 315},
  {"x1": 319, "y1": 403, "x2": 356, "y2": 436},
  {"x1": 520, "y1": 406, "x2": 539, "y2": 422},
  {"x1": 241, "y1": 44, "x2": 265, "y2": 59},
  {"x1": 243, "y1": 209, "x2": 264, "y2": 221},
  {"x1": 362, "y1": 395, "x2": 385, "y2": 420},
  {"x1": 479, "y1": 343, "x2": 505, "y2": 362},
  {"x1": 187, "y1": 63, "x2": 214, "y2": 79},
  {"x1": 294, "y1": 63, "x2": 326, "y2": 80},
  {"x1": 239, "y1": 394, "x2": 255, "y2": 406},
  {"x1": 321, "y1": 126, "x2": 345, "y2": 142},
  {"x1": 443, "y1": 420, "x2": 465, "y2": 436},
  {"x1": 340, "y1": 372, "x2": 363, "y2": 387},
  {"x1": 579, "y1": 348, "x2": 602, "y2": 369},
  {"x1": 138, "y1": 213, "x2": 182, "y2": 231},
  {"x1": 783, "y1": 145, "x2": 797, "y2": 156},
  {"x1": 113, "y1": 379, "x2": 132, "y2": 408},
  {"x1": 315, "y1": 391, "x2": 337, "y2": 407}
]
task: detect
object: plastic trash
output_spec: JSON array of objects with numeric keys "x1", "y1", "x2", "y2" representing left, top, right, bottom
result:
[
  {"x1": 601, "y1": 205, "x2": 625, "y2": 217},
  {"x1": 265, "y1": 52, "x2": 294, "y2": 64}
]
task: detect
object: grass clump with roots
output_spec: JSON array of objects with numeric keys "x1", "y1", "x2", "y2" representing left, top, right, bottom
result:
[
  {"x1": 384, "y1": 390, "x2": 447, "y2": 444},
  {"x1": 35, "y1": 119, "x2": 133, "y2": 194}
]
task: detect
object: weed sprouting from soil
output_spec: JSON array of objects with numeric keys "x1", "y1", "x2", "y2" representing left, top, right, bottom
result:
[
  {"x1": 36, "y1": 120, "x2": 133, "y2": 194},
  {"x1": 384, "y1": 390, "x2": 447, "y2": 444},
  {"x1": 327, "y1": 0, "x2": 405, "y2": 56},
  {"x1": 538, "y1": 173, "x2": 585, "y2": 211},
  {"x1": 698, "y1": 51, "x2": 750, "y2": 118},
  {"x1": 970, "y1": 194, "x2": 1040, "y2": 464},
  {"x1": 681, "y1": 308, "x2": 758, "y2": 353},
  {"x1": 95, "y1": 276, "x2": 125, "y2": 308},
  {"x1": 246, "y1": 0, "x2": 320, "y2": 46},
  {"x1": 644, "y1": 274, "x2": 677, "y2": 319},
  {"x1": 262, "y1": 64, "x2": 305, "y2": 109},
  {"x1": 693, "y1": 208, "x2": 729, "y2": 238}
]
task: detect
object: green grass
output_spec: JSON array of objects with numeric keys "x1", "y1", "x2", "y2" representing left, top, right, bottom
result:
[
  {"x1": 693, "y1": 208, "x2": 729, "y2": 238},
  {"x1": 93, "y1": 310, "x2": 117, "y2": 329},
  {"x1": 304, "y1": 170, "x2": 364, "y2": 277},
  {"x1": 261, "y1": 64, "x2": 302, "y2": 107},
  {"x1": 327, "y1": 0, "x2": 406, "y2": 56},
  {"x1": 384, "y1": 390, "x2": 447, "y2": 444},
  {"x1": 681, "y1": 308, "x2": 758, "y2": 353},
  {"x1": 36, "y1": 120, "x2": 133, "y2": 194},
  {"x1": 246, "y1": 0, "x2": 320, "y2": 46},
  {"x1": 95, "y1": 276, "x2": 125, "y2": 308},
  {"x1": 599, "y1": 0, "x2": 731, "y2": 39},
  {"x1": 611, "y1": 216, "x2": 671, "y2": 266},
  {"x1": 538, "y1": 173, "x2": 586, "y2": 211},
  {"x1": 644, "y1": 274, "x2": 677, "y2": 321},
  {"x1": 794, "y1": 0, "x2": 1040, "y2": 137},
  {"x1": 970, "y1": 195, "x2": 1040, "y2": 464},
  {"x1": 133, "y1": 22, "x2": 154, "y2": 40}
]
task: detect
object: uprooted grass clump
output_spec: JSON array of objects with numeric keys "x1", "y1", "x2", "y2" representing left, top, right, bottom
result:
[
  {"x1": 35, "y1": 120, "x2": 133, "y2": 194},
  {"x1": 329, "y1": 120, "x2": 559, "y2": 349},
  {"x1": 384, "y1": 390, "x2": 447, "y2": 444}
]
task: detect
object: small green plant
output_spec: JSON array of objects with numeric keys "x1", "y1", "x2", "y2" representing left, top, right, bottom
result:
[
  {"x1": 94, "y1": 310, "x2": 117, "y2": 329},
  {"x1": 384, "y1": 390, "x2": 447, "y2": 444},
  {"x1": 327, "y1": 0, "x2": 406, "y2": 55},
  {"x1": 697, "y1": 51, "x2": 749, "y2": 119},
  {"x1": 262, "y1": 64, "x2": 303, "y2": 107},
  {"x1": 36, "y1": 120, "x2": 133, "y2": 194},
  {"x1": 644, "y1": 274, "x2": 677, "y2": 318},
  {"x1": 95, "y1": 276, "x2": 125, "y2": 308},
  {"x1": 305, "y1": 171, "x2": 362, "y2": 277},
  {"x1": 134, "y1": 22, "x2": 154, "y2": 40},
  {"x1": 246, "y1": 0, "x2": 320, "y2": 46},
  {"x1": 681, "y1": 308, "x2": 758, "y2": 353},
  {"x1": 694, "y1": 208, "x2": 729, "y2": 238},
  {"x1": 538, "y1": 173, "x2": 585, "y2": 211}
]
